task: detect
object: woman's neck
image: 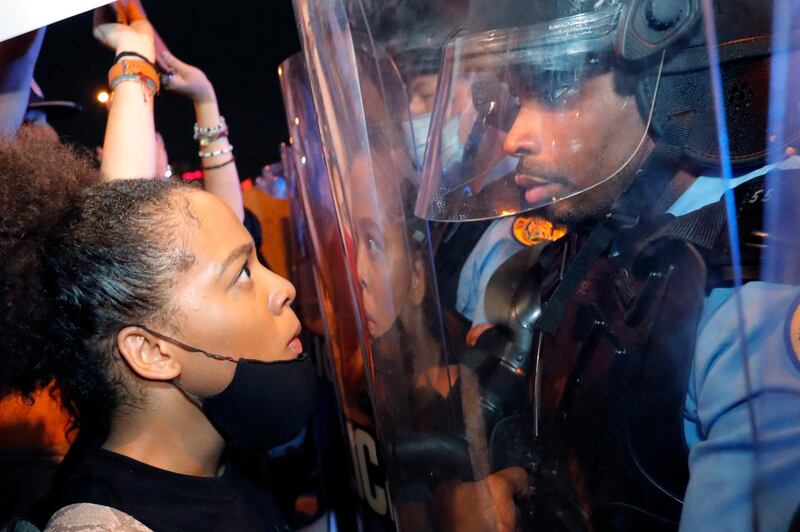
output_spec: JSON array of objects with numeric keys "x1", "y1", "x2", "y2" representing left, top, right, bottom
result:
[{"x1": 102, "y1": 386, "x2": 225, "y2": 477}]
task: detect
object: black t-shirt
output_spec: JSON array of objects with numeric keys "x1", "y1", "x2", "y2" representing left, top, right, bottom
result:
[{"x1": 41, "y1": 447, "x2": 290, "y2": 532}]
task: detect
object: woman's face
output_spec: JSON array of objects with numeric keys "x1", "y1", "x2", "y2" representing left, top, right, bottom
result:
[
  {"x1": 350, "y1": 155, "x2": 418, "y2": 338},
  {"x1": 164, "y1": 189, "x2": 302, "y2": 396}
]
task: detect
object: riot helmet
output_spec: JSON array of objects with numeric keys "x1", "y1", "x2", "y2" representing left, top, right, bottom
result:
[{"x1": 416, "y1": 0, "x2": 796, "y2": 222}]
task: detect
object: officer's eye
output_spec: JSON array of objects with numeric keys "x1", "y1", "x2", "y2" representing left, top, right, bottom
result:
[{"x1": 544, "y1": 85, "x2": 580, "y2": 108}]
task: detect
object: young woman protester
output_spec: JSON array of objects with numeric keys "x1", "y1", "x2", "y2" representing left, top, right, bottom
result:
[{"x1": 0, "y1": 3, "x2": 315, "y2": 530}]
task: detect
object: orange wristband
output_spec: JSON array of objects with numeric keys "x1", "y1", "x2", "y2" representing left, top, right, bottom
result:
[
  {"x1": 116, "y1": 0, "x2": 147, "y2": 24},
  {"x1": 108, "y1": 59, "x2": 160, "y2": 94}
]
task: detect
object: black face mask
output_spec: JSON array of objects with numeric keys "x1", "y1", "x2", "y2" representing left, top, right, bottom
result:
[{"x1": 137, "y1": 325, "x2": 318, "y2": 450}]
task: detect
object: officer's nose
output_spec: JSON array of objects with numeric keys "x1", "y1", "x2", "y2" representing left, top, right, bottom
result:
[{"x1": 502, "y1": 103, "x2": 543, "y2": 158}]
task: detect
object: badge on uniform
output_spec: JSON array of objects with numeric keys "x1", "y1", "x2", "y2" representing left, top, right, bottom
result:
[
  {"x1": 785, "y1": 294, "x2": 800, "y2": 371},
  {"x1": 511, "y1": 215, "x2": 567, "y2": 247}
]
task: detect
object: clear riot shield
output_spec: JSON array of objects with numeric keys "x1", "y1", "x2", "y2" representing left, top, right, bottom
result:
[
  {"x1": 279, "y1": 53, "x2": 395, "y2": 531},
  {"x1": 700, "y1": 1, "x2": 800, "y2": 531},
  {"x1": 292, "y1": 2, "x2": 490, "y2": 530},
  {"x1": 294, "y1": 0, "x2": 800, "y2": 530},
  {"x1": 278, "y1": 144, "x2": 326, "y2": 339}
]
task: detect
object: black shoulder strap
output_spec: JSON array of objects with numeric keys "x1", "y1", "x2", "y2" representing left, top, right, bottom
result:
[
  {"x1": 534, "y1": 220, "x2": 618, "y2": 336},
  {"x1": 658, "y1": 198, "x2": 727, "y2": 251},
  {"x1": 655, "y1": 174, "x2": 773, "y2": 284}
]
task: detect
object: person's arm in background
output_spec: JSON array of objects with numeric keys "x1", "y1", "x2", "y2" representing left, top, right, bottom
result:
[
  {"x1": 0, "y1": 28, "x2": 45, "y2": 136},
  {"x1": 93, "y1": 1, "x2": 156, "y2": 180},
  {"x1": 161, "y1": 51, "x2": 244, "y2": 221}
]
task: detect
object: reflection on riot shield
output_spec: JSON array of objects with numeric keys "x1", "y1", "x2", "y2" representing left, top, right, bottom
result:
[
  {"x1": 279, "y1": 53, "x2": 395, "y2": 530},
  {"x1": 292, "y1": 2, "x2": 498, "y2": 528},
  {"x1": 337, "y1": 98, "x2": 471, "y2": 532}
]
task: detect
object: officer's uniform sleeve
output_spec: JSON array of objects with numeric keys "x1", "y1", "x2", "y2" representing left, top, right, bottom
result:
[
  {"x1": 456, "y1": 218, "x2": 524, "y2": 324},
  {"x1": 456, "y1": 243, "x2": 480, "y2": 322},
  {"x1": 681, "y1": 282, "x2": 800, "y2": 531}
]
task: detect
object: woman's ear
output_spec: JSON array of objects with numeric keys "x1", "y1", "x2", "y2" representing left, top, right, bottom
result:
[
  {"x1": 117, "y1": 326, "x2": 181, "y2": 381},
  {"x1": 410, "y1": 254, "x2": 426, "y2": 306}
]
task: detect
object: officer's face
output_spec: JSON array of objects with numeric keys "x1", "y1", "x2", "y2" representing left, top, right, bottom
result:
[{"x1": 503, "y1": 71, "x2": 650, "y2": 225}]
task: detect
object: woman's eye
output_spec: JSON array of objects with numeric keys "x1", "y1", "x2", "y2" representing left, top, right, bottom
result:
[
  {"x1": 236, "y1": 263, "x2": 252, "y2": 285},
  {"x1": 367, "y1": 238, "x2": 381, "y2": 254}
]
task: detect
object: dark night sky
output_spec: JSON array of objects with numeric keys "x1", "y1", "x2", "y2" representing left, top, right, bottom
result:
[{"x1": 35, "y1": 1, "x2": 301, "y2": 180}]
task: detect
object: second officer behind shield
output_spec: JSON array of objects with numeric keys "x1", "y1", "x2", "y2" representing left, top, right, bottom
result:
[{"x1": 418, "y1": 0, "x2": 800, "y2": 530}]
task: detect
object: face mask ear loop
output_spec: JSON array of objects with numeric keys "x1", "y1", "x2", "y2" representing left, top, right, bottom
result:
[
  {"x1": 128, "y1": 324, "x2": 240, "y2": 407},
  {"x1": 133, "y1": 324, "x2": 239, "y2": 363},
  {"x1": 171, "y1": 378, "x2": 204, "y2": 408}
]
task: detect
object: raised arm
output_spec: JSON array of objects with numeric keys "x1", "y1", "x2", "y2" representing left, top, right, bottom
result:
[
  {"x1": 93, "y1": 1, "x2": 157, "y2": 180},
  {"x1": 161, "y1": 51, "x2": 245, "y2": 221},
  {"x1": 0, "y1": 28, "x2": 45, "y2": 136}
]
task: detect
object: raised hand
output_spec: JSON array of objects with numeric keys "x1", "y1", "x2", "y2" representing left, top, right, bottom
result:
[
  {"x1": 160, "y1": 51, "x2": 216, "y2": 104},
  {"x1": 93, "y1": 0, "x2": 155, "y2": 60}
]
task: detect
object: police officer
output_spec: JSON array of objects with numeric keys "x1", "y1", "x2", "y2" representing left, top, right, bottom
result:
[{"x1": 416, "y1": 0, "x2": 800, "y2": 530}]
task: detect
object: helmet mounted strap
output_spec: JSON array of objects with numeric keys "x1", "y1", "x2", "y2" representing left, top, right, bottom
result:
[{"x1": 612, "y1": 108, "x2": 696, "y2": 220}]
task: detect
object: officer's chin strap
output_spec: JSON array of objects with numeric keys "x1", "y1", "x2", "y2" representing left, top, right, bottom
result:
[{"x1": 534, "y1": 110, "x2": 696, "y2": 336}]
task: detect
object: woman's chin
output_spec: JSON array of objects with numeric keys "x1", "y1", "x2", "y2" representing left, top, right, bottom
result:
[{"x1": 367, "y1": 317, "x2": 393, "y2": 339}]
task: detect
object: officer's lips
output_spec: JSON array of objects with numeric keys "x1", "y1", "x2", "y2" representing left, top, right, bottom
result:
[{"x1": 514, "y1": 173, "x2": 569, "y2": 206}]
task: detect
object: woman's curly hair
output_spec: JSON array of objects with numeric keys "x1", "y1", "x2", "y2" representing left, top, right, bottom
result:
[
  {"x1": 0, "y1": 131, "x2": 99, "y2": 399},
  {"x1": 0, "y1": 131, "x2": 193, "y2": 428}
]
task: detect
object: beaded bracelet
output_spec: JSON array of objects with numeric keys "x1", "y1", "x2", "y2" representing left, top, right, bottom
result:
[
  {"x1": 194, "y1": 116, "x2": 227, "y2": 138},
  {"x1": 202, "y1": 157, "x2": 236, "y2": 171},
  {"x1": 198, "y1": 144, "x2": 234, "y2": 158},
  {"x1": 197, "y1": 129, "x2": 229, "y2": 147}
]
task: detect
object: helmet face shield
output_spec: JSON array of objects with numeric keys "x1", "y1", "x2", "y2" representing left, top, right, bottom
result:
[{"x1": 417, "y1": 4, "x2": 662, "y2": 221}]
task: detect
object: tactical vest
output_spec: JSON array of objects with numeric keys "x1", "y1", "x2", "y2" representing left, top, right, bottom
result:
[{"x1": 469, "y1": 174, "x2": 772, "y2": 531}]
